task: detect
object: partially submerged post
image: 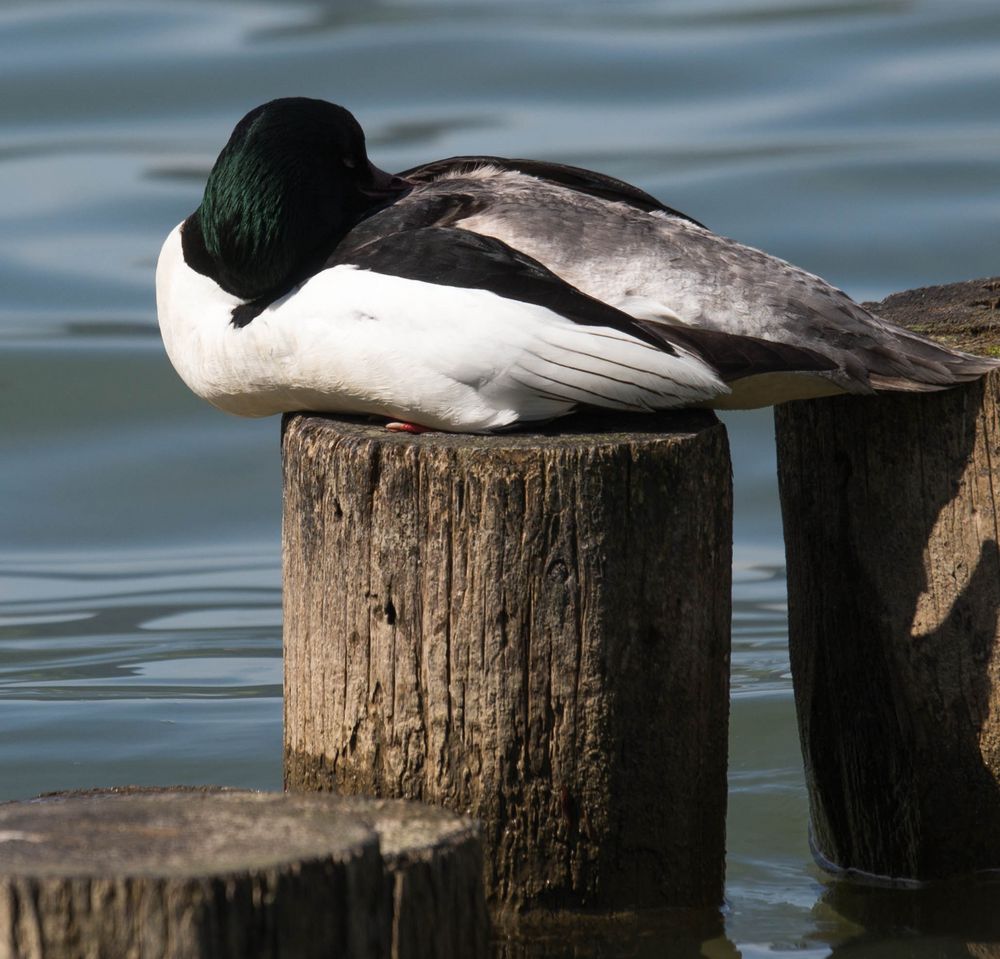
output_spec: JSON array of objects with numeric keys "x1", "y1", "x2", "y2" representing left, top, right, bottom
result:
[
  {"x1": 282, "y1": 411, "x2": 733, "y2": 919},
  {"x1": 774, "y1": 277, "x2": 1000, "y2": 879},
  {"x1": 0, "y1": 787, "x2": 487, "y2": 959}
]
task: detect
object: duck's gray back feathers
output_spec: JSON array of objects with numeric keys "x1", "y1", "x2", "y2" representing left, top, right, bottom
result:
[{"x1": 386, "y1": 169, "x2": 995, "y2": 400}]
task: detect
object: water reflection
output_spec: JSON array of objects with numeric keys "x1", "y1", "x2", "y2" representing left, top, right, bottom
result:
[
  {"x1": 819, "y1": 875, "x2": 1000, "y2": 957},
  {"x1": 492, "y1": 905, "x2": 730, "y2": 959}
]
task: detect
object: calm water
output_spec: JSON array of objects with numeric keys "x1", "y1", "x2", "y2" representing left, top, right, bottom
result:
[{"x1": 2, "y1": 0, "x2": 999, "y2": 954}]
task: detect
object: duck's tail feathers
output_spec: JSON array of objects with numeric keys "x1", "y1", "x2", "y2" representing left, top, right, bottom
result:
[{"x1": 853, "y1": 323, "x2": 1000, "y2": 394}]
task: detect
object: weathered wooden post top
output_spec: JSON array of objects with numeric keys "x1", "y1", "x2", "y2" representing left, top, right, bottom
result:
[
  {"x1": 0, "y1": 786, "x2": 487, "y2": 959},
  {"x1": 775, "y1": 277, "x2": 1000, "y2": 881},
  {"x1": 281, "y1": 410, "x2": 734, "y2": 921}
]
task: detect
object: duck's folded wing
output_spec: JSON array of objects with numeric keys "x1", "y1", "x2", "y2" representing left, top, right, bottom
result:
[
  {"x1": 398, "y1": 155, "x2": 706, "y2": 226},
  {"x1": 327, "y1": 226, "x2": 837, "y2": 397},
  {"x1": 330, "y1": 225, "x2": 678, "y2": 347}
]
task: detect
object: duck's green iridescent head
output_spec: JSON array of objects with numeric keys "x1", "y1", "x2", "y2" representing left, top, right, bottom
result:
[{"x1": 193, "y1": 97, "x2": 406, "y2": 301}]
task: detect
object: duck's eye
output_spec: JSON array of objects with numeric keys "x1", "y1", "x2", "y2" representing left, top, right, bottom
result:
[{"x1": 341, "y1": 156, "x2": 359, "y2": 170}]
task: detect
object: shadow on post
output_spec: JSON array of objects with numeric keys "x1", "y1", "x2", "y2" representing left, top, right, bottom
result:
[{"x1": 776, "y1": 369, "x2": 1000, "y2": 879}]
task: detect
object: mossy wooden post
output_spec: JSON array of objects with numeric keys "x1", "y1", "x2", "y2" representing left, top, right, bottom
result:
[
  {"x1": 774, "y1": 277, "x2": 1000, "y2": 879},
  {"x1": 0, "y1": 787, "x2": 487, "y2": 959},
  {"x1": 282, "y1": 410, "x2": 733, "y2": 919}
]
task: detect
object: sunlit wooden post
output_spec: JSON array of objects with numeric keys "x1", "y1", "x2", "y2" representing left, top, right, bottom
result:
[
  {"x1": 0, "y1": 787, "x2": 487, "y2": 959},
  {"x1": 282, "y1": 411, "x2": 733, "y2": 921},
  {"x1": 775, "y1": 277, "x2": 1000, "y2": 879}
]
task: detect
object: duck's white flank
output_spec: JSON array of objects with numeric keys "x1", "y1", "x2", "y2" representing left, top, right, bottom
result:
[{"x1": 156, "y1": 224, "x2": 730, "y2": 432}]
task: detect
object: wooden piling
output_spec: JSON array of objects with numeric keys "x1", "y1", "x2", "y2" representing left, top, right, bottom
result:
[
  {"x1": 281, "y1": 410, "x2": 733, "y2": 919},
  {"x1": 0, "y1": 787, "x2": 487, "y2": 959},
  {"x1": 774, "y1": 276, "x2": 1000, "y2": 880}
]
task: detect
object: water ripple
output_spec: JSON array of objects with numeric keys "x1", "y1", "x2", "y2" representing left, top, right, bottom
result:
[{"x1": 3, "y1": 0, "x2": 999, "y2": 952}]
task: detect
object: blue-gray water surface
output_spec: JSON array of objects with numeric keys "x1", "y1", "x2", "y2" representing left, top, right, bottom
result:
[{"x1": 1, "y1": 1, "x2": 999, "y2": 955}]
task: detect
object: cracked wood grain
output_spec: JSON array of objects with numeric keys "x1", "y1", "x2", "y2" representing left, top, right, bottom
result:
[
  {"x1": 0, "y1": 788, "x2": 486, "y2": 959},
  {"x1": 281, "y1": 410, "x2": 733, "y2": 920}
]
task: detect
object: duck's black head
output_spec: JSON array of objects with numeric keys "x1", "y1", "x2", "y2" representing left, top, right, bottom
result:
[{"x1": 184, "y1": 97, "x2": 410, "y2": 302}]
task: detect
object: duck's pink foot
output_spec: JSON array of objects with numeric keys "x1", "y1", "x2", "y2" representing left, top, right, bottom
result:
[{"x1": 385, "y1": 421, "x2": 435, "y2": 434}]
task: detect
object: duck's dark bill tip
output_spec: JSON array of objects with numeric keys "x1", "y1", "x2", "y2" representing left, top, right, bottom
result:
[{"x1": 363, "y1": 162, "x2": 412, "y2": 199}]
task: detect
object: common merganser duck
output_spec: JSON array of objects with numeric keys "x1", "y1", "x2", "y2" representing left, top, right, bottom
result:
[{"x1": 156, "y1": 97, "x2": 997, "y2": 433}]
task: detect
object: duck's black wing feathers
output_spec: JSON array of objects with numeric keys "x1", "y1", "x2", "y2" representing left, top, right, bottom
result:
[{"x1": 328, "y1": 226, "x2": 835, "y2": 382}]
